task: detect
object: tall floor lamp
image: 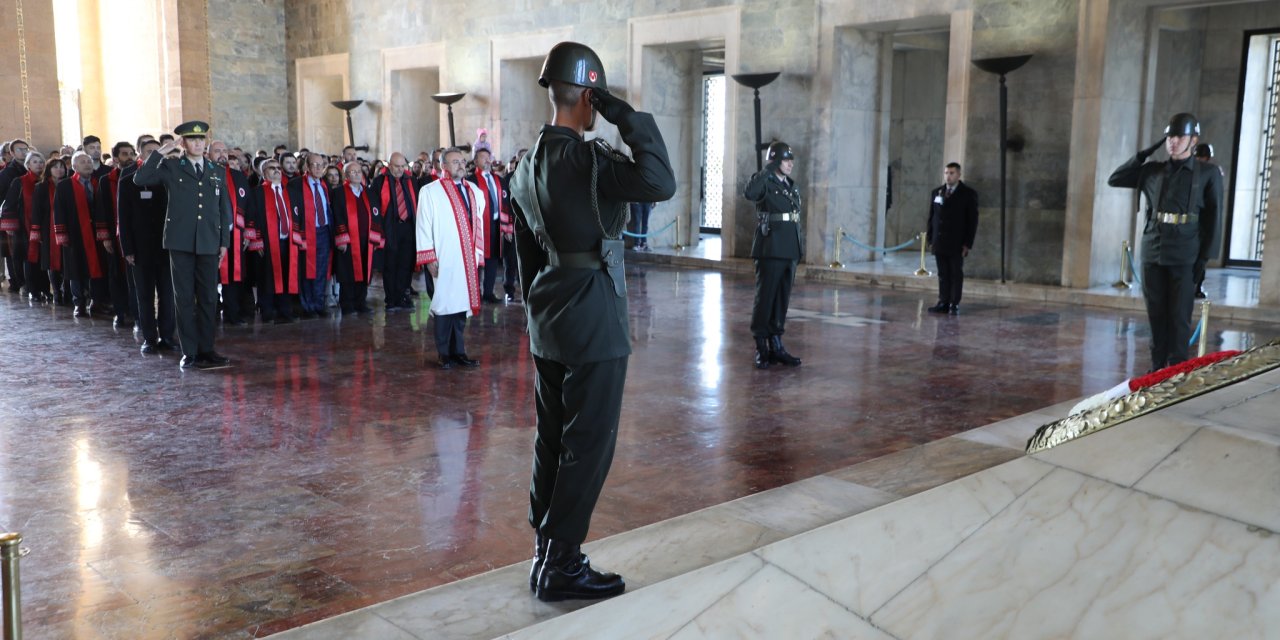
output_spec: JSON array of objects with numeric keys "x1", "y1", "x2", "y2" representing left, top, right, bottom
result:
[
  {"x1": 972, "y1": 55, "x2": 1032, "y2": 283},
  {"x1": 330, "y1": 100, "x2": 369, "y2": 151},
  {"x1": 730, "y1": 72, "x2": 782, "y2": 172},
  {"x1": 431, "y1": 92, "x2": 467, "y2": 148}
]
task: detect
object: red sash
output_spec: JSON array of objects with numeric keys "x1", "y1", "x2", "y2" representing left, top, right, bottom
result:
[
  {"x1": 220, "y1": 168, "x2": 244, "y2": 284},
  {"x1": 46, "y1": 182, "x2": 61, "y2": 271},
  {"x1": 438, "y1": 179, "x2": 482, "y2": 315},
  {"x1": 378, "y1": 174, "x2": 416, "y2": 222},
  {"x1": 71, "y1": 177, "x2": 103, "y2": 278},
  {"x1": 339, "y1": 184, "x2": 371, "y2": 283},
  {"x1": 262, "y1": 184, "x2": 298, "y2": 294}
]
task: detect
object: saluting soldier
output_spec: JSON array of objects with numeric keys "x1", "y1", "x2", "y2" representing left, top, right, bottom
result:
[
  {"x1": 1108, "y1": 113, "x2": 1222, "y2": 372},
  {"x1": 744, "y1": 141, "x2": 803, "y2": 370},
  {"x1": 134, "y1": 121, "x2": 233, "y2": 370},
  {"x1": 510, "y1": 41, "x2": 676, "y2": 602}
]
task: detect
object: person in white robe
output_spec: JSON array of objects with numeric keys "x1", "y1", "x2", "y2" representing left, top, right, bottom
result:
[{"x1": 416, "y1": 147, "x2": 486, "y2": 369}]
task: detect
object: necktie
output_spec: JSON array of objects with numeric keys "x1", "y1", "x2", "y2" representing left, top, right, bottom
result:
[
  {"x1": 457, "y1": 182, "x2": 470, "y2": 212},
  {"x1": 485, "y1": 174, "x2": 499, "y2": 220},
  {"x1": 82, "y1": 178, "x2": 93, "y2": 201},
  {"x1": 195, "y1": 162, "x2": 202, "y2": 179},
  {"x1": 395, "y1": 180, "x2": 409, "y2": 221},
  {"x1": 275, "y1": 186, "x2": 288, "y2": 238},
  {"x1": 312, "y1": 180, "x2": 327, "y2": 226}
]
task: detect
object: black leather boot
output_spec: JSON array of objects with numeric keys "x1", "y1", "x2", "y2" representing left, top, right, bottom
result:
[
  {"x1": 769, "y1": 335, "x2": 801, "y2": 366},
  {"x1": 754, "y1": 337, "x2": 771, "y2": 370},
  {"x1": 535, "y1": 539, "x2": 625, "y2": 602},
  {"x1": 529, "y1": 532, "x2": 546, "y2": 592}
]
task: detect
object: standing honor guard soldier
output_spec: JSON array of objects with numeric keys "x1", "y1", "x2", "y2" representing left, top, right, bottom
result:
[
  {"x1": 511, "y1": 41, "x2": 676, "y2": 602},
  {"x1": 744, "y1": 141, "x2": 803, "y2": 370},
  {"x1": 134, "y1": 121, "x2": 233, "y2": 370},
  {"x1": 1108, "y1": 113, "x2": 1222, "y2": 372}
]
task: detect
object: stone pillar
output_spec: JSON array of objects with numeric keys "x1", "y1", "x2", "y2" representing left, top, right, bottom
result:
[
  {"x1": 943, "y1": 10, "x2": 972, "y2": 171},
  {"x1": 0, "y1": 0, "x2": 61, "y2": 149},
  {"x1": 1258, "y1": 124, "x2": 1280, "y2": 305}
]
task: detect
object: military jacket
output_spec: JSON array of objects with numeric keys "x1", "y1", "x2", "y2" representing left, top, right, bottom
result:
[
  {"x1": 1108, "y1": 154, "x2": 1222, "y2": 267},
  {"x1": 510, "y1": 114, "x2": 676, "y2": 365},
  {"x1": 133, "y1": 154, "x2": 232, "y2": 255},
  {"x1": 744, "y1": 170, "x2": 802, "y2": 260}
]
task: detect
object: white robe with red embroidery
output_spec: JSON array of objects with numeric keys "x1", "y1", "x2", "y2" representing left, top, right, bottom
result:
[{"x1": 415, "y1": 178, "x2": 485, "y2": 317}]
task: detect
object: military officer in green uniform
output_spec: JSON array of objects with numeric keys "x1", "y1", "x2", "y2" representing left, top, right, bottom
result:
[
  {"x1": 510, "y1": 41, "x2": 676, "y2": 603},
  {"x1": 1108, "y1": 113, "x2": 1222, "y2": 372},
  {"x1": 744, "y1": 141, "x2": 803, "y2": 370},
  {"x1": 134, "y1": 121, "x2": 233, "y2": 370}
]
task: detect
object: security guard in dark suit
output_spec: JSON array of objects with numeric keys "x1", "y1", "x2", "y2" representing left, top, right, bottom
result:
[
  {"x1": 510, "y1": 41, "x2": 676, "y2": 603},
  {"x1": 1108, "y1": 113, "x2": 1222, "y2": 371},
  {"x1": 926, "y1": 162, "x2": 980, "y2": 315},
  {"x1": 134, "y1": 121, "x2": 233, "y2": 370},
  {"x1": 744, "y1": 141, "x2": 803, "y2": 369}
]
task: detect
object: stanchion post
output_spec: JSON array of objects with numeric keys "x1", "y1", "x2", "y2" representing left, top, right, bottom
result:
[
  {"x1": 914, "y1": 231, "x2": 931, "y2": 276},
  {"x1": 1112, "y1": 240, "x2": 1132, "y2": 289},
  {"x1": 1197, "y1": 300, "x2": 1211, "y2": 358},
  {"x1": 829, "y1": 227, "x2": 844, "y2": 268},
  {"x1": 1, "y1": 532, "x2": 21, "y2": 640},
  {"x1": 673, "y1": 213, "x2": 686, "y2": 251}
]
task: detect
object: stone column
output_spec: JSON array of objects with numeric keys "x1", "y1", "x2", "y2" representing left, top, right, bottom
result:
[
  {"x1": 1258, "y1": 123, "x2": 1280, "y2": 305},
  {"x1": 0, "y1": 0, "x2": 61, "y2": 149}
]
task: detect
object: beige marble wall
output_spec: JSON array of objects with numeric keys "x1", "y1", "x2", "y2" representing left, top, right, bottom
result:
[
  {"x1": 0, "y1": 0, "x2": 61, "y2": 150},
  {"x1": 208, "y1": 0, "x2": 287, "y2": 154}
]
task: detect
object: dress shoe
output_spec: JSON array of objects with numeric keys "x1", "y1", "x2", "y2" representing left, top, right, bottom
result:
[
  {"x1": 73, "y1": 305, "x2": 88, "y2": 318},
  {"x1": 316, "y1": 309, "x2": 330, "y2": 318},
  {"x1": 927, "y1": 302, "x2": 950, "y2": 314},
  {"x1": 482, "y1": 294, "x2": 502, "y2": 303},
  {"x1": 535, "y1": 539, "x2": 625, "y2": 602},
  {"x1": 180, "y1": 355, "x2": 198, "y2": 369},
  {"x1": 530, "y1": 532, "x2": 547, "y2": 592},
  {"x1": 437, "y1": 357, "x2": 454, "y2": 370},
  {"x1": 452, "y1": 354, "x2": 479, "y2": 367},
  {"x1": 505, "y1": 293, "x2": 520, "y2": 303},
  {"x1": 948, "y1": 304, "x2": 959, "y2": 315},
  {"x1": 768, "y1": 335, "x2": 801, "y2": 367},
  {"x1": 1195, "y1": 287, "x2": 1208, "y2": 300},
  {"x1": 140, "y1": 340, "x2": 157, "y2": 354},
  {"x1": 199, "y1": 351, "x2": 231, "y2": 366},
  {"x1": 754, "y1": 337, "x2": 771, "y2": 370},
  {"x1": 155, "y1": 339, "x2": 177, "y2": 352}
]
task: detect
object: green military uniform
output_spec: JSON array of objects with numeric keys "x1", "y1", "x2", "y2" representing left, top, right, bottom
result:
[
  {"x1": 744, "y1": 142, "x2": 803, "y2": 369},
  {"x1": 133, "y1": 121, "x2": 233, "y2": 367},
  {"x1": 509, "y1": 42, "x2": 675, "y2": 602},
  {"x1": 1108, "y1": 113, "x2": 1222, "y2": 370}
]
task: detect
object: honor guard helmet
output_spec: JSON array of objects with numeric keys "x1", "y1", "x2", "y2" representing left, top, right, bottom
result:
[
  {"x1": 1164, "y1": 113, "x2": 1200, "y2": 137},
  {"x1": 767, "y1": 141, "x2": 795, "y2": 162},
  {"x1": 1194, "y1": 143, "x2": 1214, "y2": 159},
  {"x1": 538, "y1": 42, "x2": 607, "y2": 90}
]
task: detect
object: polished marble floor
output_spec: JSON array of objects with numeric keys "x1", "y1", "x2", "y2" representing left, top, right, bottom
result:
[{"x1": 1, "y1": 265, "x2": 1276, "y2": 638}]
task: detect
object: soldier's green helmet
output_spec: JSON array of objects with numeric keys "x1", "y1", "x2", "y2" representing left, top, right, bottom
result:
[
  {"x1": 1165, "y1": 113, "x2": 1200, "y2": 137},
  {"x1": 538, "y1": 42, "x2": 607, "y2": 90},
  {"x1": 767, "y1": 141, "x2": 795, "y2": 162}
]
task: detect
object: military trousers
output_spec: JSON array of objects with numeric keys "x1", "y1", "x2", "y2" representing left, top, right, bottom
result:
[
  {"x1": 170, "y1": 250, "x2": 220, "y2": 358},
  {"x1": 529, "y1": 355, "x2": 629, "y2": 544},
  {"x1": 751, "y1": 257, "x2": 795, "y2": 338},
  {"x1": 1141, "y1": 261, "x2": 1195, "y2": 371}
]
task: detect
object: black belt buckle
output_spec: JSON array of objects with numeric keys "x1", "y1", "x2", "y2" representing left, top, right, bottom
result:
[{"x1": 601, "y1": 238, "x2": 626, "y2": 297}]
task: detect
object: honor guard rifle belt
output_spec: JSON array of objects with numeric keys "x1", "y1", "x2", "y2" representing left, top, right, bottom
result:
[
  {"x1": 548, "y1": 251, "x2": 606, "y2": 269},
  {"x1": 768, "y1": 212, "x2": 799, "y2": 223},
  {"x1": 1155, "y1": 212, "x2": 1197, "y2": 225}
]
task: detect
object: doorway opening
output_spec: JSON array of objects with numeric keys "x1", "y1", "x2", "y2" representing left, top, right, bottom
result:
[
  {"x1": 700, "y1": 48, "x2": 726, "y2": 233},
  {"x1": 1224, "y1": 28, "x2": 1280, "y2": 266}
]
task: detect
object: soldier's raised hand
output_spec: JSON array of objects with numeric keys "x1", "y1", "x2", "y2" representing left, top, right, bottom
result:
[
  {"x1": 590, "y1": 89, "x2": 635, "y2": 124},
  {"x1": 1138, "y1": 137, "x2": 1166, "y2": 160}
]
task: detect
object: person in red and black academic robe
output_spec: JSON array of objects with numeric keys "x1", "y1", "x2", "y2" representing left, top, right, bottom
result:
[
  {"x1": 54, "y1": 152, "x2": 110, "y2": 317},
  {"x1": 332, "y1": 162, "x2": 383, "y2": 315},
  {"x1": 288, "y1": 153, "x2": 335, "y2": 318},
  {"x1": 95, "y1": 142, "x2": 139, "y2": 327},
  {"x1": 0, "y1": 139, "x2": 31, "y2": 294},
  {"x1": 250, "y1": 158, "x2": 303, "y2": 323},
  {"x1": 33, "y1": 158, "x2": 68, "y2": 304},
  {"x1": 118, "y1": 139, "x2": 176, "y2": 353},
  {"x1": 210, "y1": 141, "x2": 252, "y2": 325},
  {"x1": 1, "y1": 151, "x2": 48, "y2": 301},
  {"x1": 368, "y1": 152, "x2": 419, "y2": 310},
  {"x1": 468, "y1": 148, "x2": 517, "y2": 302}
]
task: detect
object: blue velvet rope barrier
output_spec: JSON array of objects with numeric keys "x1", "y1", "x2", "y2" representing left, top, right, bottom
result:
[
  {"x1": 1189, "y1": 316, "x2": 1202, "y2": 347},
  {"x1": 1125, "y1": 246, "x2": 1143, "y2": 288},
  {"x1": 621, "y1": 218, "x2": 677, "y2": 238},
  {"x1": 840, "y1": 231, "x2": 918, "y2": 254}
]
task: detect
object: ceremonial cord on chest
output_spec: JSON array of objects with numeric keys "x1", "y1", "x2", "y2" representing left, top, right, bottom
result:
[{"x1": 589, "y1": 139, "x2": 631, "y2": 240}]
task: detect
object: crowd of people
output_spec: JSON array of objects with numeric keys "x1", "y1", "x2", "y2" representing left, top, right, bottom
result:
[{"x1": 0, "y1": 129, "x2": 529, "y2": 365}]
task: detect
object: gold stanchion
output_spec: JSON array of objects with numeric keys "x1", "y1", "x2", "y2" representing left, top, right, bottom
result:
[
  {"x1": 1197, "y1": 299, "x2": 1211, "y2": 358},
  {"x1": 1112, "y1": 240, "x2": 1132, "y2": 289},
  {"x1": 914, "y1": 231, "x2": 931, "y2": 276},
  {"x1": 1, "y1": 532, "x2": 22, "y2": 640},
  {"x1": 673, "y1": 214, "x2": 686, "y2": 251},
  {"x1": 829, "y1": 227, "x2": 844, "y2": 268}
]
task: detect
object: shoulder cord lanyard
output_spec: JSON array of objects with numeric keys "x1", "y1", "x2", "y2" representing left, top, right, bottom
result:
[{"x1": 589, "y1": 139, "x2": 631, "y2": 240}]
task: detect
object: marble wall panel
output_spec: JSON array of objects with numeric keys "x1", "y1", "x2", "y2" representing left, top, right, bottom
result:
[{"x1": 209, "y1": 0, "x2": 288, "y2": 153}]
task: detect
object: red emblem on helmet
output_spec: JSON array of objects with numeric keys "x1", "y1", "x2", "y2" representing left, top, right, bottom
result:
[{"x1": 588, "y1": 70, "x2": 598, "y2": 82}]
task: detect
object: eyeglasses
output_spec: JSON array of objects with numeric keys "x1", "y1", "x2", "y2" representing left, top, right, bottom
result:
[{"x1": 264, "y1": 165, "x2": 281, "y2": 171}]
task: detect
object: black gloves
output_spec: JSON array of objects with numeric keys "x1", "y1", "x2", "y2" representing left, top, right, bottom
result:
[
  {"x1": 765, "y1": 158, "x2": 781, "y2": 175},
  {"x1": 591, "y1": 89, "x2": 635, "y2": 124},
  {"x1": 1138, "y1": 137, "x2": 1166, "y2": 160}
]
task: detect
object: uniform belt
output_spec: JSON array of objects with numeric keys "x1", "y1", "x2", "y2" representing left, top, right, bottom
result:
[
  {"x1": 768, "y1": 212, "x2": 799, "y2": 223},
  {"x1": 547, "y1": 251, "x2": 604, "y2": 269},
  {"x1": 1155, "y1": 212, "x2": 1197, "y2": 225}
]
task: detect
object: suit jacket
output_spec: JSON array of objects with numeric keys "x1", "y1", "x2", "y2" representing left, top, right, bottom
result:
[
  {"x1": 117, "y1": 165, "x2": 169, "y2": 267},
  {"x1": 133, "y1": 154, "x2": 232, "y2": 255},
  {"x1": 467, "y1": 169, "x2": 514, "y2": 258},
  {"x1": 927, "y1": 181, "x2": 979, "y2": 256},
  {"x1": 368, "y1": 173, "x2": 417, "y2": 250},
  {"x1": 510, "y1": 114, "x2": 676, "y2": 365},
  {"x1": 744, "y1": 170, "x2": 803, "y2": 261}
]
